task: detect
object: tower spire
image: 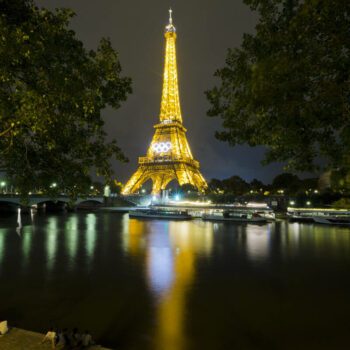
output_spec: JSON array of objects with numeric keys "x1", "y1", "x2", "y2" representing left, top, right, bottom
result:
[
  {"x1": 161, "y1": 8, "x2": 180, "y2": 123},
  {"x1": 165, "y1": 8, "x2": 176, "y2": 33},
  {"x1": 169, "y1": 8, "x2": 173, "y2": 24}
]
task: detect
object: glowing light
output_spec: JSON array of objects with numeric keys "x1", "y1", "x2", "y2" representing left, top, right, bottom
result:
[
  {"x1": 174, "y1": 194, "x2": 180, "y2": 201},
  {"x1": 168, "y1": 200, "x2": 212, "y2": 206},
  {"x1": 246, "y1": 226, "x2": 270, "y2": 261},
  {"x1": 246, "y1": 202, "x2": 268, "y2": 208},
  {"x1": 306, "y1": 201, "x2": 311, "y2": 206},
  {"x1": 104, "y1": 185, "x2": 111, "y2": 197},
  {"x1": 288, "y1": 207, "x2": 350, "y2": 212},
  {"x1": 0, "y1": 181, "x2": 5, "y2": 187},
  {"x1": 290, "y1": 201, "x2": 295, "y2": 206}
]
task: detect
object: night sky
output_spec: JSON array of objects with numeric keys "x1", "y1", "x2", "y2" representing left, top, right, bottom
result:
[{"x1": 35, "y1": 0, "x2": 291, "y2": 184}]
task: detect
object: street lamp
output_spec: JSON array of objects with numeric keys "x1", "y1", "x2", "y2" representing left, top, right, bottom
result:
[
  {"x1": 306, "y1": 201, "x2": 311, "y2": 206},
  {"x1": 0, "y1": 181, "x2": 6, "y2": 194}
]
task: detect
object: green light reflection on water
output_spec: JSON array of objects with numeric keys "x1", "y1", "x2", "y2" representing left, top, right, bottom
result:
[
  {"x1": 0, "y1": 229, "x2": 6, "y2": 270},
  {"x1": 65, "y1": 215, "x2": 79, "y2": 266},
  {"x1": 21, "y1": 226, "x2": 33, "y2": 266},
  {"x1": 46, "y1": 216, "x2": 58, "y2": 272},
  {"x1": 85, "y1": 213, "x2": 97, "y2": 265}
]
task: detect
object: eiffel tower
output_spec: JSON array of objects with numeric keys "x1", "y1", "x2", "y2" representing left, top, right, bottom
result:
[{"x1": 122, "y1": 9, "x2": 207, "y2": 195}]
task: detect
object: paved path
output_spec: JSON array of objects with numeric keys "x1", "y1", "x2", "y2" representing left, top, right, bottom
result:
[{"x1": 0, "y1": 328, "x2": 111, "y2": 350}]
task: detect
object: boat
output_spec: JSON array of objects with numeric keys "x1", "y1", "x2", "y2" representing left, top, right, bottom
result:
[
  {"x1": 312, "y1": 216, "x2": 350, "y2": 226},
  {"x1": 202, "y1": 209, "x2": 268, "y2": 223},
  {"x1": 287, "y1": 207, "x2": 350, "y2": 225},
  {"x1": 129, "y1": 208, "x2": 192, "y2": 220}
]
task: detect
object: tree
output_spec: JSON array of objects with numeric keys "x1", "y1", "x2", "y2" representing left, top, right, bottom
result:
[
  {"x1": 250, "y1": 178, "x2": 265, "y2": 192},
  {"x1": 208, "y1": 178, "x2": 224, "y2": 193},
  {"x1": 271, "y1": 173, "x2": 300, "y2": 194},
  {"x1": 180, "y1": 183, "x2": 198, "y2": 193},
  {"x1": 222, "y1": 175, "x2": 249, "y2": 195},
  {"x1": 0, "y1": 0, "x2": 132, "y2": 200},
  {"x1": 207, "y1": 0, "x2": 350, "y2": 174}
]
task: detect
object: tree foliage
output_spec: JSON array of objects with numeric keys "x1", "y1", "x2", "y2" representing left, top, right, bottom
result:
[
  {"x1": 0, "y1": 0, "x2": 132, "y2": 199},
  {"x1": 207, "y1": 0, "x2": 350, "y2": 173},
  {"x1": 209, "y1": 175, "x2": 249, "y2": 195}
]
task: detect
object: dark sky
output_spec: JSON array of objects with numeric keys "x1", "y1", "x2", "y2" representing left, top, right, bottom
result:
[{"x1": 35, "y1": 0, "x2": 290, "y2": 184}]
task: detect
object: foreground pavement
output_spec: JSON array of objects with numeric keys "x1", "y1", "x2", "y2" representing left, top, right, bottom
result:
[{"x1": 0, "y1": 327, "x2": 111, "y2": 350}]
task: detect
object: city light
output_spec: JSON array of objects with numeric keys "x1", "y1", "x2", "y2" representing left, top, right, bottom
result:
[
  {"x1": 306, "y1": 201, "x2": 311, "y2": 206},
  {"x1": 246, "y1": 202, "x2": 268, "y2": 208},
  {"x1": 289, "y1": 201, "x2": 295, "y2": 206}
]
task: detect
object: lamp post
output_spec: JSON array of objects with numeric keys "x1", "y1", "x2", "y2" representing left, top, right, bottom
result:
[{"x1": 0, "y1": 181, "x2": 6, "y2": 194}]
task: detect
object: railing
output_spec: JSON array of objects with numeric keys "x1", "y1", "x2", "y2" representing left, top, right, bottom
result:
[{"x1": 138, "y1": 156, "x2": 199, "y2": 168}]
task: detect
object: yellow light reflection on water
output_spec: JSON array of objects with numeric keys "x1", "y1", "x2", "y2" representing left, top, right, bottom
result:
[
  {"x1": 121, "y1": 217, "x2": 214, "y2": 350},
  {"x1": 153, "y1": 221, "x2": 213, "y2": 350},
  {"x1": 122, "y1": 218, "x2": 146, "y2": 257},
  {"x1": 283, "y1": 223, "x2": 350, "y2": 257}
]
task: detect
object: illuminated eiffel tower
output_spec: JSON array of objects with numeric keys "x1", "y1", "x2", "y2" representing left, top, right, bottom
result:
[{"x1": 122, "y1": 9, "x2": 207, "y2": 195}]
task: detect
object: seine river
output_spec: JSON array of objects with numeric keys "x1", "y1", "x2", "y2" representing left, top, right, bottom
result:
[{"x1": 0, "y1": 211, "x2": 349, "y2": 349}]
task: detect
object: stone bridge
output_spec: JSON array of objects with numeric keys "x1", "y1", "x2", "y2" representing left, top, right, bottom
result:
[{"x1": 0, "y1": 195, "x2": 104, "y2": 208}]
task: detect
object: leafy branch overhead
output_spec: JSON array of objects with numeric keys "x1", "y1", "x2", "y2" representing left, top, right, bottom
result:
[
  {"x1": 0, "y1": 0, "x2": 132, "y2": 198},
  {"x1": 207, "y1": 0, "x2": 350, "y2": 173}
]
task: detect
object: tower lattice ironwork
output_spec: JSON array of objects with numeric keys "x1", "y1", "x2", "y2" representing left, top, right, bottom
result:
[{"x1": 122, "y1": 9, "x2": 207, "y2": 195}]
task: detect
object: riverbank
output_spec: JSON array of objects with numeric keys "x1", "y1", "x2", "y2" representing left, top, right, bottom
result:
[{"x1": 0, "y1": 327, "x2": 111, "y2": 350}]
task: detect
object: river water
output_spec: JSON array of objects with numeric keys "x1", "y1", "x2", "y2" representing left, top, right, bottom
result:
[{"x1": 0, "y1": 211, "x2": 349, "y2": 349}]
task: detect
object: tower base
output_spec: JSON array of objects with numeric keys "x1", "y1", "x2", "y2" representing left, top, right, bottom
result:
[{"x1": 122, "y1": 162, "x2": 207, "y2": 195}]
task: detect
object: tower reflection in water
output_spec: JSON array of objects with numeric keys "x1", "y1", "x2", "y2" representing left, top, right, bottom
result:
[{"x1": 122, "y1": 218, "x2": 213, "y2": 350}]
